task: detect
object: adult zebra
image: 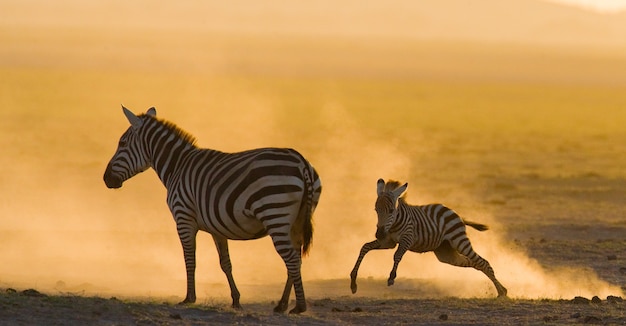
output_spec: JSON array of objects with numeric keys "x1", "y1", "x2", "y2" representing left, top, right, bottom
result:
[
  {"x1": 103, "y1": 106, "x2": 322, "y2": 314},
  {"x1": 350, "y1": 179, "x2": 507, "y2": 298}
]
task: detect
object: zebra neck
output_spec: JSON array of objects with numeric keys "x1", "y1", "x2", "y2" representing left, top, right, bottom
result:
[{"x1": 148, "y1": 137, "x2": 195, "y2": 187}]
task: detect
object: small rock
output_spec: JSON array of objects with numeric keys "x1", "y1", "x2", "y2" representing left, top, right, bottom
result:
[
  {"x1": 439, "y1": 314, "x2": 448, "y2": 321},
  {"x1": 591, "y1": 296, "x2": 602, "y2": 304},
  {"x1": 169, "y1": 313, "x2": 182, "y2": 320},
  {"x1": 607, "y1": 255, "x2": 617, "y2": 260},
  {"x1": 607, "y1": 295, "x2": 623, "y2": 303},
  {"x1": 571, "y1": 296, "x2": 590, "y2": 304},
  {"x1": 352, "y1": 307, "x2": 363, "y2": 312},
  {"x1": 619, "y1": 267, "x2": 626, "y2": 275},
  {"x1": 313, "y1": 298, "x2": 333, "y2": 307},
  {"x1": 331, "y1": 307, "x2": 343, "y2": 312},
  {"x1": 22, "y1": 289, "x2": 46, "y2": 297},
  {"x1": 571, "y1": 312, "x2": 582, "y2": 318},
  {"x1": 583, "y1": 315, "x2": 602, "y2": 324},
  {"x1": 543, "y1": 316, "x2": 558, "y2": 322}
]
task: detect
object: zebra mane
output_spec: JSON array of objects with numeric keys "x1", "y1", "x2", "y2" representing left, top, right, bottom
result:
[
  {"x1": 141, "y1": 114, "x2": 198, "y2": 147},
  {"x1": 383, "y1": 180, "x2": 408, "y2": 202}
]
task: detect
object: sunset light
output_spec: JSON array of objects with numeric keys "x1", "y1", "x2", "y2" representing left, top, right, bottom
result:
[{"x1": 1, "y1": 0, "x2": 625, "y2": 324}]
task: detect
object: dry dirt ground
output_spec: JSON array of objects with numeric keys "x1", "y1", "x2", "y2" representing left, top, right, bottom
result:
[{"x1": 1, "y1": 283, "x2": 625, "y2": 325}]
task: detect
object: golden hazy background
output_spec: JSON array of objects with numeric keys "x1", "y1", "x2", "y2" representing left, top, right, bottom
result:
[{"x1": 1, "y1": 0, "x2": 626, "y2": 301}]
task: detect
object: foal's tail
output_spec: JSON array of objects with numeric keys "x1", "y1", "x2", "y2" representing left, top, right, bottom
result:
[{"x1": 463, "y1": 219, "x2": 489, "y2": 231}]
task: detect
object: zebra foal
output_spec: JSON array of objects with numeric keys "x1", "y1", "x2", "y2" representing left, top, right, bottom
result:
[
  {"x1": 350, "y1": 179, "x2": 507, "y2": 297},
  {"x1": 103, "y1": 106, "x2": 322, "y2": 313}
]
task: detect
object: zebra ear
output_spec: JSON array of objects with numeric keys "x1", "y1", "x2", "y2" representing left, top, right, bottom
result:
[
  {"x1": 146, "y1": 107, "x2": 157, "y2": 116},
  {"x1": 122, "y1": 105, "x2": 143, "y2": 130},
  {"x1": 392, "y1": 183, "x2": 408, "y2": 199},
  {"x1": 376, "y1": 178, "x2": 385, "y2": 196}
]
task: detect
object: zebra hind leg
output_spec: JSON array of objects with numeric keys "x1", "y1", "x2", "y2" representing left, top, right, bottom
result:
[
  {"x1": 433, "y1": 241, "x2": 472, "y2": 267},
  {"x1": 442, "y1": 239, "x2": 508, "y2": 297},
  {"x1": 472, "y1": 255, "x2": 508, "y2": 298},
  {"x1": 273, "y1": 274, "x2": 294, "y2": 313},
  {"x1": 276, "y1": 251, "x2": 306, "y2": 314},
  {"x1": 269, "y1": 231, "x2": 306, "y2": 314}
]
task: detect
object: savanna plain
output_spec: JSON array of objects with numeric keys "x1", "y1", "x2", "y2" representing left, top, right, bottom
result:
[{"x1": 2, "y1": 6, "x2": 626, "y2": 325}]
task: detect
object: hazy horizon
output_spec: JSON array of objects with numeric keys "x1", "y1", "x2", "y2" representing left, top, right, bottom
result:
[{"x1": 2, "y1": 0, "x2": 626, "y2": 48}]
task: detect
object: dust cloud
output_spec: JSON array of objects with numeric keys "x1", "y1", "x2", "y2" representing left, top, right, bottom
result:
[{"x1": 0, "y1": 87, "x2": 622, "y2": 303}]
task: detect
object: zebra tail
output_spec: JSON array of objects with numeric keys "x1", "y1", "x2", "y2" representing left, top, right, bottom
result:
[
  {"x1": 463, "y1": 219, "x2": 489, "y2": 231},
  {"x1": 300, "y1": 164, "x2": 314, "y2": 257}
]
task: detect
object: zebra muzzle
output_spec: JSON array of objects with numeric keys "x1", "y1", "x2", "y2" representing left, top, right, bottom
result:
[{"x1": 103, "y1": 169, "x2": 123, "y2": 189}]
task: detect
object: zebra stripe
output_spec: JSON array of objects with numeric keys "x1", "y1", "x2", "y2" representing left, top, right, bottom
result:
[
  {"x1": 350, "y1": 178, "x2": 507, "y2": 298},
  {"x1": 104, "y1": 106, "x2": 321, "y2": 314}
]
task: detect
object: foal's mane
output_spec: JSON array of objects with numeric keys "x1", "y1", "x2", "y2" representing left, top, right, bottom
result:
[{"x1": 140, "y1": 114, "x2": 198, "y2": 147}]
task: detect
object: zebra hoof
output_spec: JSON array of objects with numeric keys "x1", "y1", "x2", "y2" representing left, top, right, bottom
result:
[
  {"x1": 232, "y1": 302, "x2": 243, "y2": 310},
  {"x1": 273, "y1": 301, "x2": 288, "y2": 313},
  {"x1": 288, "y1": 305, "x2": 307, "y2": 314},
  {"x1": 178, "y1": 297, "x2": 195, "y2": 305},
  {"x1": 350, "y1": 280, "x2": 358, "y2": 294},
  {"x1": 387, "y1": 279, "x2": 395, "y2": 286}
]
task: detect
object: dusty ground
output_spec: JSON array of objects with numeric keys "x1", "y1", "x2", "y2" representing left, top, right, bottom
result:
[
  {"x1": 1, "y1": 282, "x2": 625, "y2": 325},
  {"x1": 3, "y1": 213, "x2": 626, "y2": 325}
]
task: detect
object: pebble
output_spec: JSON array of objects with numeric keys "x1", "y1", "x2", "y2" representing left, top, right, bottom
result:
[
  {"x1": 607, "y1": 254, "x2": 617, "y2": 260},
  {"x1": 571, "y1": 296, "x2": 590, "y2": 304}
]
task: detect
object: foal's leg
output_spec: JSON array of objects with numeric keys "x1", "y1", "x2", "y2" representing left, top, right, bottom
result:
[
  {"x1": 350, "y1": 239, "x2": 396, "y2": 293},
  {"x1": 433, "y1": 241, "x2": 472, "y2": 267},
  {"x1": 387, "y1": 236, "x2": 412, "y2": 286},
  {"x1": 443, "y1": 238, "x2": 508, "y2": 297}
]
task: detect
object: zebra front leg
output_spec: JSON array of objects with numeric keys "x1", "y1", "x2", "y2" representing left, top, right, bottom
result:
[
  {"x1": 388, "y1": 238, "x2": 411, "y2": 286},
  {"x1": 212, "y1": 235, "x2": 242, "y2": 309},
  {"x1": 178, "y1": 224, "x2": 198, "y2": 304},
  {"x1": 350, "y1": 239, "x2": 383, "y2": 294}
]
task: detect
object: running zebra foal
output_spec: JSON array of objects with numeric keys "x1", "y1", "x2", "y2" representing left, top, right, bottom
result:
[
  {"x1": 350, "y1": 179, "x2": 507, "y2": 297},
  {"x1": 103, "y1": 106, "x2": 322, "y2": 313}
]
